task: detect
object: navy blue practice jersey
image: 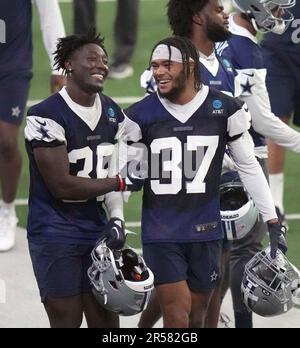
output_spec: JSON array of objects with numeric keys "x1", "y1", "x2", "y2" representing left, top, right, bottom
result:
[
  {"x1": 261, "y1": 1, "x2": 300, "y2": 54},
  {"x1": 24, "y1": 90, "x2": 124, "y2": 244},
  {"x1": 217, "y1": 26, "x2": 266, "y2": 149},
  {"x1": 141, "y1": 51, "x2": 264, "y2": 148},
  {"x1": 201, "y1": 53, "x2": 236, "y2": 96},
  {"x1": 0, "y1": 0, "x2": 32, "y2": 72},
  {"x1": 124, "y1": 86, "x2": 251, "y2": 244}
]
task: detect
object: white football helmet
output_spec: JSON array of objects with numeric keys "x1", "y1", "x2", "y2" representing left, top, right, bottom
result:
[
  {"x1": 241, "y1": 247, "x2": 300, "y2": 317},
  {"x1": 87, "y1": 242, "x2": 154, "y2": 316},
  {"x1": 232, "y1": 0, "x2": 295, "y2": 34},
  {"x1": 220, "y1": 171, "x2": 258, "y2": 240}
]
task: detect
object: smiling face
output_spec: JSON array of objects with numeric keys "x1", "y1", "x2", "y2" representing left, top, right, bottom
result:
[
  {"x1": 151, "y1": 59, "x2": 188, "y2": 101},
  {"x1": 66, "y1": 43, "x2": 109, "y2": 94}
]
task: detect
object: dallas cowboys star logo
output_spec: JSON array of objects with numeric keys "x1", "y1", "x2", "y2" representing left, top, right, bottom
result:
[
  {"x1": 210, "y1": 271, "x2": 218, "y2": 282},
  {"x1": 241, "y1": 78, "x2": 254, "y2": 95},
  {"x1": 11, "y1": 106, "x2": 21, "y2": 118},
  {"x1": 35, "y1": 119, "x2": 50, "y2": 140}
]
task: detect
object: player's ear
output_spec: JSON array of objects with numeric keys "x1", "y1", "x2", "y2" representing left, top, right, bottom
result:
[
  {"x1": 192, "y1": 12, "x2": 204, "y2": 26},
  {"x1": 65, "y1": 60, "x2": 73, "y2": 74}
]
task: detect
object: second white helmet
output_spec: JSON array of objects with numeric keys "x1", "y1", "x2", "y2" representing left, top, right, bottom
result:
[{"x1": 220, "y1": 171, "x2": 258, "y2": 240}]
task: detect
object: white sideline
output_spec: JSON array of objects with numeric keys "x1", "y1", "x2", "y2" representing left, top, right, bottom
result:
[{"x1": 14, "y1": 199, "x2": 300, "y2": 221}]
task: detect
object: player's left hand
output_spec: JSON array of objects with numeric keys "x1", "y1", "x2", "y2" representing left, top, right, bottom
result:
[
  {"x1": 267, "y1": 221, "x2": 287, "y2": 259},
  {"x1": 50, "y1": 74, "x2": 66, "y2": 93},
  {"x1": 101, "y1": 217, "x2": 126, "y2": 250}
]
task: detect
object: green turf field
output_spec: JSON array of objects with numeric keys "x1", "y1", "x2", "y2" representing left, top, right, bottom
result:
[{"x1": 16, "y1": 0, "x2": 300, "y2": 267}]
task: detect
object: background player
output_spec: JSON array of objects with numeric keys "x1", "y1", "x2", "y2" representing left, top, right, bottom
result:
[
  {"x1": 216, "y1": 0, "x2": 296, "y2": 327},
  {"x1": 0, "y1": 0, "x2": 65, "y2": 251},
  {"x1": 261, "y1": 1, "x2": 300, "y2": 227}
]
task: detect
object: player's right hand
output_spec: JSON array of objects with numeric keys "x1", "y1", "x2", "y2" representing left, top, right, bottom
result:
[
  {"x1": 267, "y1": 221, "x2": 287, "y2": 259},
  {"x1": 117, "y1": 160, "x2": 145, "y2": 192},
  {"x1": 100, "y1": 217, "x2": 126, "y2": 250}
]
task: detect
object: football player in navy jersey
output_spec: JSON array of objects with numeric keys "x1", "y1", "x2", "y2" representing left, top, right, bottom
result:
[
  {"x1": 0, "y1": 0, "x2": 65, "y2": 251},
  {"x1": 139, "y1": 0, "x2": 297, "y2": 329},
  {"x1": 24, "y1": 31, "x2": 142, "y2": 328},
  {"x1": 123, "y1": 35, "x2": 285, "y2": 328},
  {"x1": 216, "y1": 0, "x2": 297, "y2": 327},
  {"x1": 261, "y1": 1, "x2": 300, "y2": 228},
  {"x1": 139, "y1": 0, "x2": 236, "y2": 329}
]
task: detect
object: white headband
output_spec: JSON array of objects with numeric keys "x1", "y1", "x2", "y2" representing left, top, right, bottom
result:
[{"x1": 152, "y1": 44, "x2": 193, "y2": 63}]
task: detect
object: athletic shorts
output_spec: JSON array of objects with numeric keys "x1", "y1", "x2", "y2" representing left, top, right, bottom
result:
[
  {"x1": 0, "y1": 71, "x2": 32, "y2": 126},
  {"x1": 28, "y1": 242, "x2": 94, "y2": 303},
  {"x1": 262, "y1": 47, "x2": 300, "y2": 126},
  {"x1": 143, "y1": 240, "x2": 222, "y2": 292}
]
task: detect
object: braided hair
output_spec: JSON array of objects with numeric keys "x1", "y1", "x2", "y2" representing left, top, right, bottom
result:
[{"x1": 150, "y1": 36, "x2": 202, "y2": 91}]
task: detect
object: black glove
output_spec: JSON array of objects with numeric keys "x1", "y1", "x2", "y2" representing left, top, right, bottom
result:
[
  {"x1": 267, "y1": 221, "x2": 287, "y2": 259},
  {"x1": 117, "y1": 160, "x2": 145, "y2": 192},
  {"x1": 101, "y1": 217, "x2": 126, "y2": 250}
]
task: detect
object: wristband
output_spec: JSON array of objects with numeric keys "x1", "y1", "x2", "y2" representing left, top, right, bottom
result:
[{"x1": 116, "y1": 174, "x2": 125, "y2": 191}]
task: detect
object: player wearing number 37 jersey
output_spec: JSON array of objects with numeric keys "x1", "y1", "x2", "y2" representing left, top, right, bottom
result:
[{"x1": 121, "y1": 36, "x2": 281, "y2": 328}]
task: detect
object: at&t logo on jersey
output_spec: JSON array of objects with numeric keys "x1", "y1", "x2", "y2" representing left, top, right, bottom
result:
[
  {"x1": 222, "y1": 58, "x2": 233, "y2": 73},
  {"x1": 107, "y1": 107, "x2": 117, "y2": 123},
  {"x1": 212, "y1": 99, "x2": 224, "y2": 115}
]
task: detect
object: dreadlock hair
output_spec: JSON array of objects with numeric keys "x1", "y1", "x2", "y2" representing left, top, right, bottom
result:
[
  {"x1": 167, "y1": 0, "x2": 209, "y2": 37},
  {"x1": 149, "y1": 36, "x2": 201, "y2": 92},
  {"x1": 53, "y1": 28, "x2": 107, "y2": 74}
]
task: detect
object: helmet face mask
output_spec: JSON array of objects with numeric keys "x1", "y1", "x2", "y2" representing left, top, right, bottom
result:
[
  {"x1": 232, "y1": 0, "x2": 295, "y2": 34},
  {"x1": 242, "y1": 247, "x2": 300, "y2": 317},
  {"x1": 88, "y1": 242, "x2": 154, "y2": 316},
  {"x1": 220, "y1": 172, "x2": 258, "y2": 240}
]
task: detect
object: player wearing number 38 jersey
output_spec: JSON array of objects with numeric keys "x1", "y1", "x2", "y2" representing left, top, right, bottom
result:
[
  {"x1": 122, "y1": 36, "x2": 281, "y2": 328},
  {"x1": 23, "y1": 31, "x2": 143, "y2": 328}
]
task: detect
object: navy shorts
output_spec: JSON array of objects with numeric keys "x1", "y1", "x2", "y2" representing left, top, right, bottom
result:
[
  {"x1": 143, "y1": 240, "x2": 222, "y2": 292},
  {"x1": 28, "y1": 242, "x2": 94, "y2": 303},
  {"x1": 262, "y1": 47, "x2": 300, "y2": 126},
  {"x1": 0, "y1": 71, "x2": 32, "y2": 126}
]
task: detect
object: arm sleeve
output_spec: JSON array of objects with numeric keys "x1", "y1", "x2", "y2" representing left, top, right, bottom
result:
[
  {"x1": 109, "y1": 113, "x2": 144, "y2": 175},
  {"x1": 34, "y1": 0, "x2": 66, "y2": 74},
  {"x1": 227, "y1": 132, "x2": 277, "y2": 222},
  {"x1": 227, "y1": 103, "x2": 251, "y2": 139},
  {"x1": 240, "y1": 91, "x2": 300, "y2": 153},
  {"x1": 104, "y1": 192, "x2": 124, "y2": 220}
]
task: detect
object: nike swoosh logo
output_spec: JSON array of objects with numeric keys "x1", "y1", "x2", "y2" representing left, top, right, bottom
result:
[
  {"x1": 35, "y1": 119, "x2": 46, "y2": 126},
  {"x1": 244, "y1": 107, "x2": 249, "y2": 112},
  {"x1": 243, "y1": 72, "x2": 254, "y2": 77},
  {"x1": 130, "y1": 173, "x2": 143, "y2": 179},
  {"x1": 112, "y1": 227, "x2": 120, "y2": 240}
]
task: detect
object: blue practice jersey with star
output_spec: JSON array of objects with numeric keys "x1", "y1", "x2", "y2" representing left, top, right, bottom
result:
[
  {"x1": 217, "y1": 35, "x2": 266, "y2": 148},
  {"x1": 124, "y1": 87, "x2": 249, "y2": 244},
  {"x1": 25, "y1": 92, "x2": 124, "y2": 244}
]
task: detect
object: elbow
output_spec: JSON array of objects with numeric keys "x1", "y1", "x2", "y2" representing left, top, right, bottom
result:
[
  {"x1": 49, "y1": 186, "x2": 70, "y2": 200},
  {"x1": 47, "y1": 181, "x2": 74, "y2": 200}
]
